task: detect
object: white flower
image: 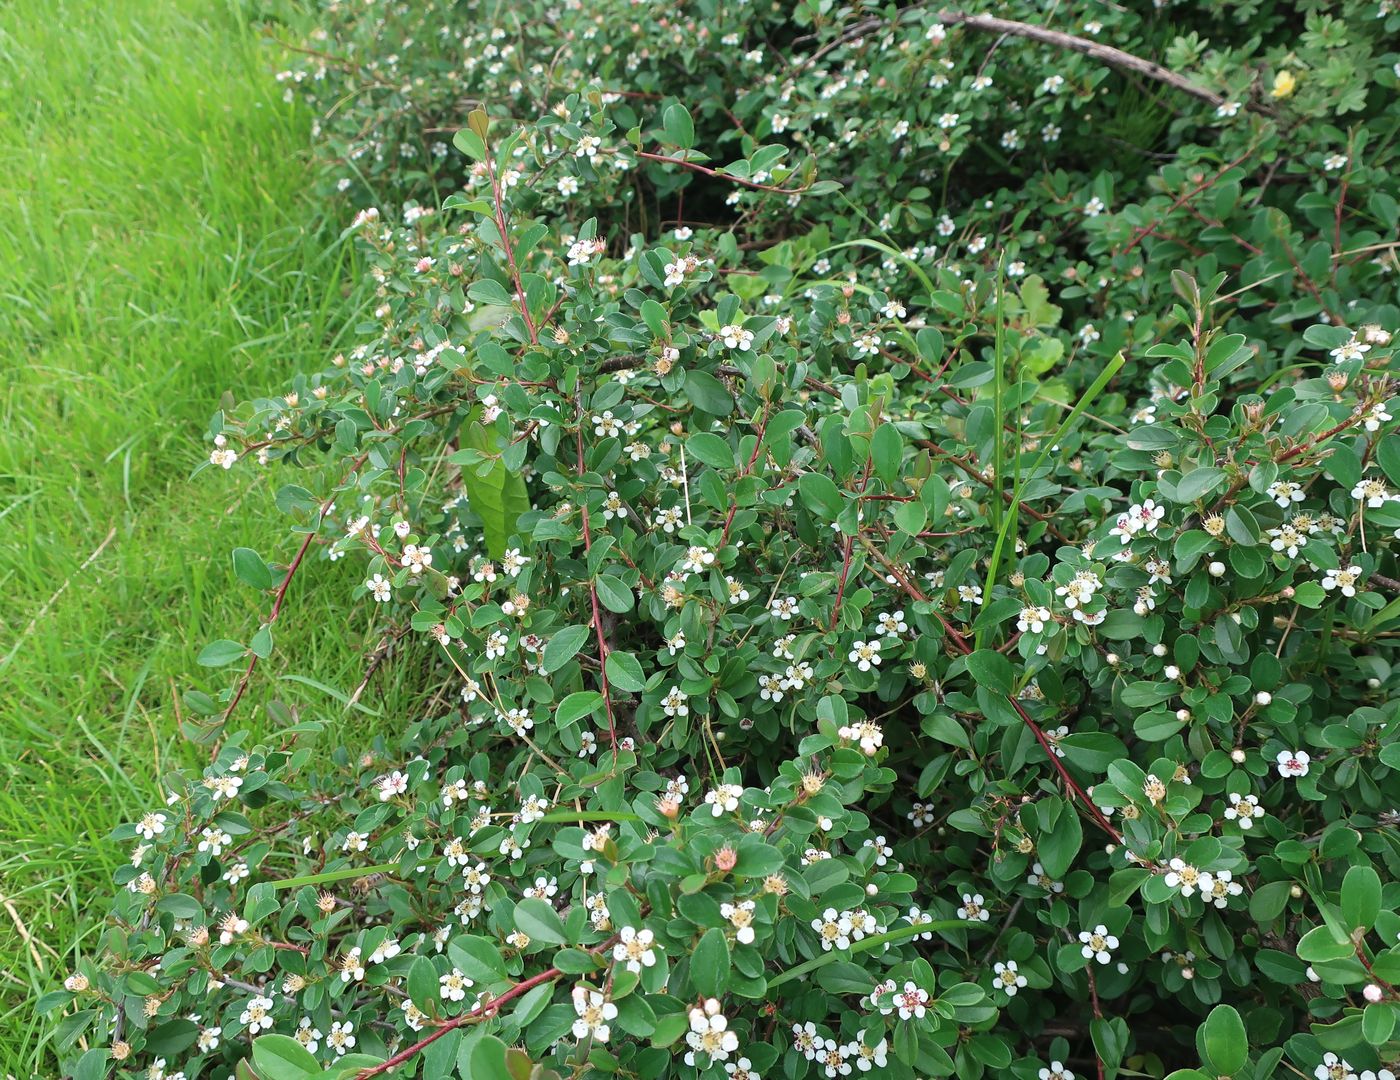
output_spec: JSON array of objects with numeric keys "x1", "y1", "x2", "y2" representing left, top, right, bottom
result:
[
  {"x1": 957, "y1": 892, "x2": 991, "y2": 922},
  {"x1": 1164, "y1": 858, "x2": 1202, "y2": 897},
  {"x1": 719, "y1": 324, "x2": 754, "y2": 351},
  {"x1": 401, "y1": 543, "x2": 432, "y2": 574},
  {"x1": 895, "y1": 981, "x2": 929, "y2": 1020},
  {"x1": 685, "y1": 1002, "x2": 740, "y2": 1065},
  {"x1": 1027, "y1": 861, "x2": 1065, "y2": 894},
  {"x1": 1267, "y1": 480, "x2": 1306, "y2": 508},
  {"x1": 1198, "y1": 869, "x2": 1243, "y2": 909},
  {"x1": 239, "y1": 995, "x2": 275, "y2": 1032},
  {"x1": 327, "y1": 1020, "x2": 356, "y2": 1056},
  {"x1": 1083, "y1": 196, "x2": 1105, "y2": 217},
  {"x1": 1315, "y1": 1053, "x2": 1358, "y2": 1080},
  {"x1": 848, "y1": 639, "x2": 882, "y2": 671},
  {"x1": 1277, "y1": 749, "x2": 1310, "y2": 778},
  {"x1": 340, "y1": 946, "x2": 366, "y2": 982},
  {"x1": 705, "y1": 784, "x2": 743, "y2": 816},
  {"x1": 1078, "y1": 924, "x2": 1119, "y2": 964},
  {"x1": 571, "y1": 986, "x2": 618, "y2": 1042},
  {"x1": 613, "y1": 926, "x2": 659, "y2": 973},
  {"x1": 664, "y1": 259, "x2": 687, "y2": 287},
  {"x1": 853, "y1": 332, "x2": 883, "y2": 357},
  {"x1": 654, "y1": 687, "x2": 688, "y2": 721},
  {"x1": 874, "y1": 610, "x2": 907, "y2": 637},
  {"x1": 377, "y1": 770, "x2": 408, "y2": 801},
  {"x1": 1322, "y1": 565, "x2": 1364, "y2": 597},
  {"x1": 681, "y1": 546, "x2": 715, "y2": 575},
  {"x1": 727, "y1": 1057, "x2": 763, "y2": 1080},
  {"x1": 1352, "y1": 477, "x2": 1393, "y2": 507},
  {"x1": 135, "y1": 812, "x2": 167, "y2": 840},
  {"x1": 721, "y1": 900, "x2": 757, "y2": 944},
  {"x1": 839, "y1": 720, "x2": 884, "y2": 755},
  {"x1": 439, "y1": 968, "x2": 473, "y2": 1001},
  {"x1": 1040, "y1": 1063, "x2": 1076, "y2": 1080},
  {"x1": 993, "y1": 960, "x2": 1028, "y2": 996},
  {"x1": 1364, "y1": 402, "x2": 1393, "y2": 432},
  {"x1": 197, "y1": 827, "x2": 230, "y2": 856},
  {"x1": 862, "y1": 836, "x2": 893, "y2": 868},
  {"x1": 812, "y1": 907, "x2": 853, "y2": 951},
  {"x1": 1017, "y1": 605, "x2": 1051, "y2": 633},
  {"x1": 593, "y1": 410, "x2": 622, "y2": 438},
  {"x1": 366, "y1": 573, "x2": 392, "y2": 602},
  {"x1": 1224, "y1": 791, "x2": 1262, "y2": 829}
]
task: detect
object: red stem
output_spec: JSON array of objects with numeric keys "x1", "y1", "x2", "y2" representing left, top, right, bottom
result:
[
  {"x1": 632, "y1": 149, "x2": 810, "y2": 194},
  {"x1": 219, "y1": 452, "x2": 368, "y2": 729},
  {"x1": 355, "y1": 966, "x2": 562, "y2": 1079}
]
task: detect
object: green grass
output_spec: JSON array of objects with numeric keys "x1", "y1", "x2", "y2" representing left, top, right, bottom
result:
[{"x1": 0, "y1": 1, "x2": 416, "y2": 1071}]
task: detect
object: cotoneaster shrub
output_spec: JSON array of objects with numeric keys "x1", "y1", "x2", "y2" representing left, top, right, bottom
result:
[{"x1": 42, "y1": 4, "x2": 1400, "y2": 1080}]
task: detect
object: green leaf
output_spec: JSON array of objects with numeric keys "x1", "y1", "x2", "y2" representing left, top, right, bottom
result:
[
  {"x1": 407, "y1": 955, "x2": 439, "y2": 1013},
  {"x1": 462, "y1": 421, "x2": 528, "y2": 558},
  {"x1": 595, "y1": 574, "x2": 634, "y2": 613},
  {"x1": 685, "y1": 370, "x2": 733, "y2": 415},
  {"x1": 1034, "y1": 798, "x2": 1083, "y2": 879},
  {"x1": 197, "y1": 639, "x2": 245, "y2": 667},
  {"x1": 556, "y1": 691, "x2": 603, "y2": 727},
  {"x1": 1201, "y1": 1004, "x2": 1247, "y2": 1076},
  {"x1": 798, "y1": 472, "x2": 844, "y2": 519},
  {"x1": 965, "y1": 650, "x2": 1014, "y2": 695},
  {"x1": 1341, "y1": 864, "x2": 1382, "y2": 932},
  {"x1": 871, "y1": 424, "x2": 903, "y2": 484},
  {"x1": 686, "y1": 432, "x2": 734, "y2": 470},
  {"x1": 1058, "y1": 732, "x2": 1128, "y2": 771},
  {"x1": 447, "y1": 936, "x2": 508, "y2": 983},
  {"x1": 662, "y1": 102, "x2": 695, "y2": 149},
  {"x1": 1363, "y1": 1002, "x2": 1396, "y2": 1046},
  {"x1": 514, "y1": 897, "x2": 569, "y2": 945},
  {"x1": 251, "y1": 1034, "x2": 322, "y2": 1080},
  {"x1": 232, "y1": 547, "x2": 274, "y2": 590},
  {"x1": 1174, "y1": 467, "x2": 1226, "y2": 503},
  {"x1": 1296, "y1": 924, "x2": 1355, "y2": 963},
  {"x1": 605, "y1": 651, "x2": 646, "y2": 692},
  {"x1": 690, "y1": 926, "x2": 731, "y2": 997},
  {"x1": 542, "y1": 625, "x2": 592, "y2": 674}
]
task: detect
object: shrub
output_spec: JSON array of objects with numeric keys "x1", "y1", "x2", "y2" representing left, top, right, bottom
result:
[{"x1": 44, "y1": 4, "x2": 1400, "y2": 1080}]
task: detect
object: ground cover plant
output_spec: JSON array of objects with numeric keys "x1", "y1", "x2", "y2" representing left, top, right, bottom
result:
[{"x1": 36, "y1": 3, "x2": 1400, "y2": 1080}]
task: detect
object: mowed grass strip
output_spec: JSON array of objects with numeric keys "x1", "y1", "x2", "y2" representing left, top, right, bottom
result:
[{"x1": 0, "y1": 0, "x2": 416, "y2": 1070}]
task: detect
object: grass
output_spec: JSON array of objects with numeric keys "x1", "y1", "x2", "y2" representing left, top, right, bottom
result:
[{"x1": 0, "y1": 0, "x2": 418, "y2": 1071}]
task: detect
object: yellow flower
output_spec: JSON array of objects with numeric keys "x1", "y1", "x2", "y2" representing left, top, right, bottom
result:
[{"x1": 1271, "y1": 70, "x2": 1297, "y2": 99}]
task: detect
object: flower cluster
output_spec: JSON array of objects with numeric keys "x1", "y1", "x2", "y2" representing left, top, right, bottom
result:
[{"x1": 43, "y1": 3, "x2": 1400, "y2": 1080}]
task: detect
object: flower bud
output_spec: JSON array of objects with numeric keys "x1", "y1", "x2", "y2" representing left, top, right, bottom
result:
[
  {"x1": 1208, "y1": 561, "x2": 1225, "y2": 576},
  {"x1": 1176, "y1": 709, "x2": 1191, "y2": 722},
  {"x1": 1230, "y1": 749, "x2": 1247, "y2": 764},
  {"x1": 1164, "y1": 665, "x2": 1180, "y2": 680},
  {"x1": 1290, "y1": 884, "x2": 1304, "y2": 899},
  {"x1": 1254, "y1": 691, "x2": 1272, "y2": 706},
  {"x1": 714, "y1": 845, "x2": 738, "y2": 872},
  {"x1": 1152, "y1": 644, "x2": 1167, "y2": 657},
  {"x1": 1105, "y1": 652, "x2": 1120, "y2": 666},
  {"x1": 1364, "y1": 983, "x2": 1384, "y2": 1003}
]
